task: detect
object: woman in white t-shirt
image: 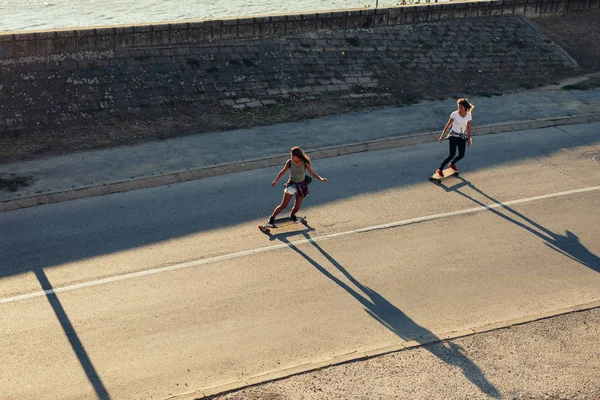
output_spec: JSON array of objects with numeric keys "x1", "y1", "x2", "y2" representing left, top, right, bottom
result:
[{"x1": 436, "y1": 98, "x2": 475, "y2": 177}]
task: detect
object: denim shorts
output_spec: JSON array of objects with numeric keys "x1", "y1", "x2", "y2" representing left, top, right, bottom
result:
[{"x1": 284, "y1": 185, "x2": 298, "y2": 195}]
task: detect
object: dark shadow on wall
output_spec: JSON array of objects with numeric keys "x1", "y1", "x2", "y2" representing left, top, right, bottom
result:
[
  {"x1": 35, "y1": 269, "x2": 111, "y2": 400},
  {"x1": 270, "y1": 231, "x2": 501, "y2": 398}
]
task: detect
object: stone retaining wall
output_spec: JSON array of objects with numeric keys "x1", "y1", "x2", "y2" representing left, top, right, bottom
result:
[
  {"x1": 0, "y1": 0, "x2": 596, "y2": 132},
  {"x1": 0, "y1": 0, "x2": 597, "y2": 58}
]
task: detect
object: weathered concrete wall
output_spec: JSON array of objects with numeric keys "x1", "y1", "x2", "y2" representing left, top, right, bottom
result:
[{"x1": 0, "y1": 0, "x2": 596, "y2": 132}]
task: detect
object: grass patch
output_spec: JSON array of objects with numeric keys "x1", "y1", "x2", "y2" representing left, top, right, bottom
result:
[
  {"x1": 0, "y1": 175, "x2": 31, "y2": 192},
  {"x1": 401, "y1": 92, "x2": 425, "y2": 105},
  {"x1": 562, "y1": 77, "x2": 600, "y2": 90}
]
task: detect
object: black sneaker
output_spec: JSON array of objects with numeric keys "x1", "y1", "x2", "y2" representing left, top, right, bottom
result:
[
  {"x1": 290, "y1": 214, "x2": 298, "y2": 223},
  {"x1": 268, "y1": 215, "x2": 275, "y2": 226}
]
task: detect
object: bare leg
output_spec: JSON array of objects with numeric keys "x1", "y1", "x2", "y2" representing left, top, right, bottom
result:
[
  {"x1": 291, "y1": 194, "x2": 304, "y2": 216},
  {"x1": 271, "y1": 192, "x2": 294, "y2": 218}
]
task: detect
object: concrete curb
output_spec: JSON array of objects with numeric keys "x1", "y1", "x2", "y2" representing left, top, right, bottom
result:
[
  {"x1": 166, "y1": 299, "x2": 600, "y2": 400},
  {"x1": 2, "y1": 113, "x2": 600, "y2": 213}
]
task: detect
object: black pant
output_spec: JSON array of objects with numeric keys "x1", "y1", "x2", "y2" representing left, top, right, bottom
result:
[{"x1": 440, "y1": 136, "x2": 466, "y2": 170}]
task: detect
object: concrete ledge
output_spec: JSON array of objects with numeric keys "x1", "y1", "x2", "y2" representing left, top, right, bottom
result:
[
  {"x1": 1, "y1": 112, "x2": 599, "y2": 213},
  {"x1": 168, "y1": 299, "x2": 600, "y2": 400}
]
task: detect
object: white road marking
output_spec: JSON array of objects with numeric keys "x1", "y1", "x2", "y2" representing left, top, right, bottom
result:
[{"x1": 2, "y1": 185, "x2": 599, "y2": 305}]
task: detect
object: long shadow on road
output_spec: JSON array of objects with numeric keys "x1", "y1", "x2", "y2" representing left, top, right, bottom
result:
[
  {"x1": 435, "y1": 176, "x2": 600, "y2": 273},
  {"x1": 1, "y1": 124, "x2": 597, "y2": 399},
  {"x1": 274, "y1": 232, "x2": 501, "y2": 398},
  {"x1": 1, "y1": 124, "x2": 598, "y2": 282},
  {"x1": 35, "y1": 269, "x2": 111, "y2": 400}
]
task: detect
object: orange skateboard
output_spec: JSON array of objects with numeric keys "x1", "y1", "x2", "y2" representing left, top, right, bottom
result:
[{"x1": 429, "y1": 168, "x2": 458, "y2": 184}]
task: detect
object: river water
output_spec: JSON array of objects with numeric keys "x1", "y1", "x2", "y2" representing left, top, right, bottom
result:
[{"x1": 1, "y1": 0, "x2": 411, "y2": 33}]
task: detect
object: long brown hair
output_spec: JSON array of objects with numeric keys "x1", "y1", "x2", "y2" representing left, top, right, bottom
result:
[
  {"x1": 291, "y1": 146, "x2": 311, "y2": 165},
  {"x1": 457, "y1": 98, "x2": 475, "y2": 112}
]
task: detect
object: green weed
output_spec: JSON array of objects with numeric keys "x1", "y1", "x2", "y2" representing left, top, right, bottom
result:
[{"x1": 0, "y1": 175, "x2": 30, "y2": 192}]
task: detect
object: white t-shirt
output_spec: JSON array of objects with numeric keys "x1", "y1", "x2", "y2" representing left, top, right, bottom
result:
[{"x1": 450, "y1": 111, "x2": 472, "y2": 137}]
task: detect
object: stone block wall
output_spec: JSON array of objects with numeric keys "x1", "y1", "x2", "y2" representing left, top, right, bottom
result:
[{"x1": 0, "y1": 0, "x2": 596, "y2": 132}]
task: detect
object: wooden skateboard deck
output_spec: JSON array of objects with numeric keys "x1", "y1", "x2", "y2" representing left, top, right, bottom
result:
[
  {"x1": 258, "y1": 216, "x2": 307, "y2": 234},
  {"x1": 429, "y1": 168, "x2": 458, "y2": 184}
]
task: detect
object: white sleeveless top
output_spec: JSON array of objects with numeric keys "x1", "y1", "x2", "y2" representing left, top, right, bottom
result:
[{"x1": 288, "y1": 159, "x2": 306, "y2": 183}]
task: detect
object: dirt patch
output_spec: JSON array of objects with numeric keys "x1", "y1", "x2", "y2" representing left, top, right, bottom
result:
[
  {"x1": 533, "y1": 9, "x2": 600, "y2": 73},
  {"x1": 562, "y1": 76, "x2": 600, "y2": 91},
  {"x1": 1, "y1": 11, "x2": 599, "y2": 165}
]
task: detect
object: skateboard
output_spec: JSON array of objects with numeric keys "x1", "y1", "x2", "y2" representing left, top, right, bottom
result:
[
  {"x1": 258, "y1": 216, "x2": 307, "y2": 234},
  {"x1": 429, "y1": 168, "x2": 458, "y2": 184}
]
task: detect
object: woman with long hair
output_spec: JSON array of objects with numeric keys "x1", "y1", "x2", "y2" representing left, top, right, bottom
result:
[
  {"x1": 266, "y1": 146, "x2": 327, "y2": 226},
  {"x1": 436, "y1": 98, "x2": 475, "y2": 177}
]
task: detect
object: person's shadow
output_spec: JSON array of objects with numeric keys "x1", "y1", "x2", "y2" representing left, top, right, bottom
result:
[
  {"x1": 267, "y1": 230, "x2": 500, "y2": 398},
  {"x1": 436, "y1": 176, "x2": 600, "y2": 273},
  {"x1": 35, "y1": 269, "x2": 111, "y2": 400}
]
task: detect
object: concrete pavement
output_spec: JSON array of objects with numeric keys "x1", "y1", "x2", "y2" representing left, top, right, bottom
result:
[{"x1": 1, "y1": 86, "x2": 600, "y2": 213}]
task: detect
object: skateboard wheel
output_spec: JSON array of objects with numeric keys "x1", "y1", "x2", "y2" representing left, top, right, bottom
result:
[{"x1": 258, "y1": 225, "x2": 270, "y2": 233}]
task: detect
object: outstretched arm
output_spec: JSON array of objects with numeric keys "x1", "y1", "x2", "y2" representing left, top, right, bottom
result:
[
  {"x1": 272, "y1": 163, "x2": 290, "y2": 186},
  {"x1": 440, "y1": 117, "x2": 453, "y2": 143},
  {"x1": 306, "y1": 163, "x2": 327, "y2": 183}
]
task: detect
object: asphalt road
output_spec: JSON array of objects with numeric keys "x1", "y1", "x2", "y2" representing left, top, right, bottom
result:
[{"x1": 1, "y1": 122, "x2": 599, "y2": 400}]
